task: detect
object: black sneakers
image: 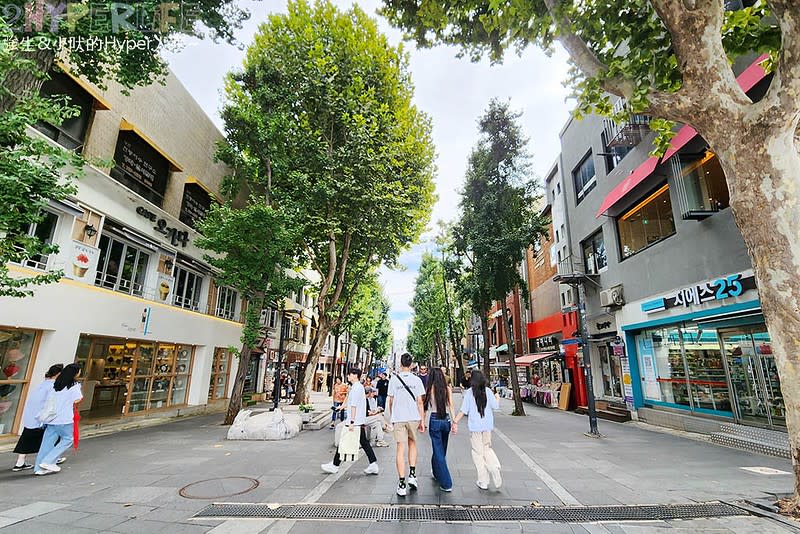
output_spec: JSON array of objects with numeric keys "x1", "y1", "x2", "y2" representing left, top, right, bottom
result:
[{"x1": 11, "y1": 463, "x2": 33, "y2": 472}]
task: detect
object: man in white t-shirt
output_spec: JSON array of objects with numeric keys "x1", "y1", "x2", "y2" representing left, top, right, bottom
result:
[
  {"x1": 321, "y1": 367, "x2": 379, "y2": 476},
  {"x1": 387, "y1": 353, "x2": 425, "y2": 496}
]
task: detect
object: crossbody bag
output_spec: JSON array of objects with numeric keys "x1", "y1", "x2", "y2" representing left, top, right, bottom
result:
[{"x1": 395, "y1": 373, "x2": 416, "y2": 400}]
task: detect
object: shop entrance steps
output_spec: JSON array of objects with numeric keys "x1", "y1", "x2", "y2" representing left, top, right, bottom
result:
[
  {"x1": 302, "y1": 410, "x2": 332, "y2": 430},
  {"x1": 710, "y1": 423, "x2": 790, "y2": 458},
  {"x1": 575, "y1": 400, "x2": 631, "y2": 423}
]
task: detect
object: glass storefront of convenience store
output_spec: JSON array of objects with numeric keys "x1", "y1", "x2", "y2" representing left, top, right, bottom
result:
[{"x1": 630, "y1": 314, "x2": 784, "y2": 429}]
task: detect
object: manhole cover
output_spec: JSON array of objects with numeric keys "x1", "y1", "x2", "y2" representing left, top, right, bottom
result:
[{"x1": 179, "y1": 477, "x2": 260, "y2": 499}]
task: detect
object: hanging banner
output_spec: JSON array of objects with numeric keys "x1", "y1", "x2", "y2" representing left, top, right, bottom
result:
[{"x1": 620, "y1": 356, "x2": 634, "y2": 407}]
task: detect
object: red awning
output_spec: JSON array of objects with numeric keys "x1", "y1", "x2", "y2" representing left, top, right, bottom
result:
[
  {"x1": 595, "y1": 156, "x2": 659, "y2": 218},
  {"x1": 515, "y1": 353, "x2": 558, "y2": 366},
  {"x1": 596, "y1": 54, "x2": 769, "y2": 218}
]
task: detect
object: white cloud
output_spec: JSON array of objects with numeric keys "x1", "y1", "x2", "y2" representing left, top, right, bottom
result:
[{"x1": 164, "y1": 0, "x2": 573, "y2": 333}]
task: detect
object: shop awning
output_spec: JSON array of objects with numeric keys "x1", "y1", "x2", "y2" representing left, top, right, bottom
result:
[
  {"x1": 489, "y1": 344, "x2": 508, "y2": 354},
  {"x1": 596, "y1": 54, "x2": 769, "y2": 219},
  {"x1": 595, "y1": 156, "x2": 660, "y2": 218},
  {"x1": 515, "y1": 352, "x2": 558, "y2": 366}
]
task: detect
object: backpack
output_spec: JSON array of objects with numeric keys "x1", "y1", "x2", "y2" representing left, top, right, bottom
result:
[{"x1": 37, "y1": 389, "x2": 58, "y2": 424}]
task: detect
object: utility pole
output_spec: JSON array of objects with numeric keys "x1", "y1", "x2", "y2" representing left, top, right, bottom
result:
[{"x1": 577, "y1": 282, "x2": 600, "y2": 436}]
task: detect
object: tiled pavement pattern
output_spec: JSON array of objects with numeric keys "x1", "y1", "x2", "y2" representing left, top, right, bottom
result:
[{"x1": 0, "y1": 394, "x2": 797, "y2": 533}]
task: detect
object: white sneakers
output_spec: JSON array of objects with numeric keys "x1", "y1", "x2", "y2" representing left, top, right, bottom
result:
[
  {"x1": 475, "y1": 480, "x2": 489, "y2": 490},
  {"x1": 363, "y1": 462, "x2": 379, "y2": 475},
  {"x1": 320, "y1": 462, "x2": 339, "y2": 474},
  {"x1": 375, "y1": 440, "x2": 389, "y2": 447},
  {"x1": 39, "y1": 463, "x2": 61, "y2": 473},
  {"x1": 407, "y1": 474, "x2": 418, "y2": 490},
  {"x1": 396, "y1": 480, "x2": 407, "y2": 496}
]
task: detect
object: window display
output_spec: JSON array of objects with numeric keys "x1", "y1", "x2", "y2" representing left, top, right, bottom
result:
[
  {"x1": 75, "y1": 335, "x2": 194, "y2": 418},
  {"x1": 618, "y1": 183, "x2": 676, "y2": 258},
  {"x1": 0, "y1": 328, "x2": 38, "y2": 435},
  {"x1": 208, "y1": 348, "x2": 231, "y2": 400}
]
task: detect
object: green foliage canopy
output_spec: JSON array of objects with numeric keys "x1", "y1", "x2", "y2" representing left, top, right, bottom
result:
[{"x1": 407, "y1": 252, "x2": 448, "y2": 363}]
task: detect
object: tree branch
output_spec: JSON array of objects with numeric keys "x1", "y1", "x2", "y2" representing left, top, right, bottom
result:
[{"x1": 329, "y1": 230, "x2": 352, "y2": 308}]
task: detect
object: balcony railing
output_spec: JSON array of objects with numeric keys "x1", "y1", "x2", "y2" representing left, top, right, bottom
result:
[{"x1": 603, "y1": 98, "x2": 651, "y2": 148}]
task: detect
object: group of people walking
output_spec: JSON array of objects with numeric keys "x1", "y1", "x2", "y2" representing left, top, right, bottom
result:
[
  {"x1": 321, "y1": 353, "x2": 502, "y2": 496},
  {"x1": 11, "y1": 363, "x2": 83, "y2": 476}
]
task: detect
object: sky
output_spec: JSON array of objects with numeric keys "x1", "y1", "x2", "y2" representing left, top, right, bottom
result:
[{"x1": 163, "y1": 0, "x2": 574, "y2": 345}]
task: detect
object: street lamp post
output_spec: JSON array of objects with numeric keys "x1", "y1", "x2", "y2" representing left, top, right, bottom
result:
[{"x1": 271, "y1": 311, "x2": 289, "y2": 411}]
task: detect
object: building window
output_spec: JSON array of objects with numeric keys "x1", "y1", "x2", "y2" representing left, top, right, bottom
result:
[
  {"x1": 617, "y1": 183, "x2": 676, "y2": 259},
  {"x1": 19, "y1": 210, "x2": 59, "y2": 270},
  {"x1": 582, "y1": 230, "x2": 607, "y2": 274},
  {"x1": 109, "y1": 130, "x2": 171, "y2": 207},
  {"x1": 261, "y1": 307, "x2": 278, "y2": 329},
  {"x1": 216, "y1": 286, "x2": 238, "y2": 321},
  {"x1": 573, "y1": 152, "x2": 597, "y2": 203},
  {"x1": 179, "y1": 183, "x2": 214, "y2": 229},
  {"x1": 95, "y1": 234, "x2": 150, "y2": 296},
  {"x1": 34, "y1": 71, "x2": 94, "y2": 151},
  {"x1": 174, "y1": 266, "x2": 203, "y2": 311},
  {"x1": 676, "y1": 150, "x2": 729, "y2": 219},
  {"x1": 208, "y1": 347, "x2": 232, "y2": 400},
  {"x1": 601, "y1": 130, "x2": 633, "y2": 173}
]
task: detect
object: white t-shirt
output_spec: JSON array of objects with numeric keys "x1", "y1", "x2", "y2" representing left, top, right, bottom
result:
[
  {"x1": 22, "y1": 379, "x2": 54, "y2": 429},
  {"x1": 388, "y1": 371, "x2": 424, "y2": 423},
  {"x1": 347, "y1": 380, "x2": 367, "y2": 426},
  {"x1": 51, "y1": 383, "x2": 83, "y2": 425},
  {"x1": 460, "y1": 387, "x2": 499, "y2": 433}
]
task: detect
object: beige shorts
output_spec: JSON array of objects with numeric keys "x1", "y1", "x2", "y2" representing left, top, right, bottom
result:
[{"x1": 392, "y1": 421, "x2": 418, "y2": 442}]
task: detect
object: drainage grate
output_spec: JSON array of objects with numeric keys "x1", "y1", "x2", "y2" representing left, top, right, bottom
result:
[{"x1": 193, "y1": 502, "x2": 747, "y2": 523}]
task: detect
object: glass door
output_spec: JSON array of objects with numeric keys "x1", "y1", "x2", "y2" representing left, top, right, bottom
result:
[{"x1": 721, "y1": 327, "x2": 784, "y2": 428}]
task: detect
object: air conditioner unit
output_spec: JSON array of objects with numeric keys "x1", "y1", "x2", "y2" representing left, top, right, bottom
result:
[{"x1": 599, "y1": 285, "x2": 625, "y2": 307}]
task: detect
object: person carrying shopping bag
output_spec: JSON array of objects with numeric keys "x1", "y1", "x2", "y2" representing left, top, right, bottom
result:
[
  {"x1": 424, "y1": 367, "x2": 454, "y2": 492},
  {"x1": 11, "y1": 364, "x2": 64, "y2": 472},
  {"x1": 452, "y1": 370, "x2": 502, "y2": 490}
]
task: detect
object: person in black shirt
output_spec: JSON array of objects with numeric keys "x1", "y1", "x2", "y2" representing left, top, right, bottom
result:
[{"x1": 376, "y1": 372, "x2": 389, "y2": 409}]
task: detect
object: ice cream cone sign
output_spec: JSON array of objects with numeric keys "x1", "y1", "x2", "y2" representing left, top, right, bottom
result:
[
  {"x1": 73, "y1": 253, "x2": 90, "y2": 277},
  {"x1": 159, "y1": 281, "x2": 170, "y2": 300}
]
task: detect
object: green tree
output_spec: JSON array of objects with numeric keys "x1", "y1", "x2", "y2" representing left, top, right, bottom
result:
[
  {"x1": 453, "y1": 99, "x2": 548, "y2": 416},
  {"x1": 0, "y1": 22, "x2": 82, "y2": 297},
  {"x1": 381, "y1": 0, "x2": 800, "y2": 507},
  {"x1": 220, "y1": 0, "x2": 436, "y2": 405},
  {"x1": 408, "y1": 253, "x2": 449, "y2": 366},
  {"x1": 195, "y1": 200, "x2": 302, "y2": 425},
  {"x1": 350, "y1": 276, "x2": 393, "y2": 371}
]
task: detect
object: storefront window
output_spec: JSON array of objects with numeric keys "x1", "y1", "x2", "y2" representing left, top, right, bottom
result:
[
  {"x1": 636, "y1": 327, "x2": 688, "y2": 407},
  {"x1": 95, "y1": 234, "x2": 150, "y2": 296},
  {"x1": 599, "y1": 344, "x2": 622, "y2": 398},
  {"x1": 174, "y1": 266, "x2": 203, "y2": 311},
  {"x1": 618, "y1": 184, "x2": 676, "y2": 259},
  {"x1": 74, "y1": 335, "x2": 193, "y2": 418},
  {"x1": 0, "y1": 328, "x2": 38, "y2": 435},
  {"x1": 209, "y1": 348, "x2": 231, "y2": 400},
  {"x1": 16, "y1": 210, "x2": 60, "y2": 271},
  {"x1": 682, "y1": 326, "x2": 730, "y2": 412},
  {"x1": 216, "y1": 286, "x2": 238, "y2": 321}
]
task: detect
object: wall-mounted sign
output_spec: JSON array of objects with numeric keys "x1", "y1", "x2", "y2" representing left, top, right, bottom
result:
[
  {"x1": 589, "y1": 316, "x2": 617, "y2": 337},
  {"x1": 110, "y1": 131, "x2": 170, "y2": 205},
  {"x1": 641, "y1": 272, "x2": 757, "y2": 314},
  {"x1": 179, "y1": 183, "x2": 212, "y2": 229},
  {"x1": 136, "y1": 206, "x2": 190, "y2": 248},
  {"x1": 620, "y1": 356, "x2": 633, "y2": 406},
  {"x1": 156, "y1": 272, "x2": 174, "y2": 302},
  {"x1": 534, "y1": 335, "x2": 560, "y2": 353},
  {"x1": 63, "y1": 240, "x2": 100, "y2": 282}
]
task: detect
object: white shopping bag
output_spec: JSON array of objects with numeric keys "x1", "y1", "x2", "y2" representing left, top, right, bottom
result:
[{"x1": 338, "y1": 425, "x2": 360, "y2": 462}]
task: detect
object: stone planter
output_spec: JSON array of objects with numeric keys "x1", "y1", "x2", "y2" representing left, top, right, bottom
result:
[{"x1": 300, "y1": 412, "x2": 312, "y2": 423}]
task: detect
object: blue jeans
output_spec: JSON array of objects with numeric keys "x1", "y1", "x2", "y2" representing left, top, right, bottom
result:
[
  {"x1": 332, "y1": 402, "x2": 345, "y2": 423},
  {"x1": 377, "y1": 395, "x2": 387, "y2": 409},
  {"x1": 429, "y1": 415, "x2": 452, "y2": 490},
  {"x1": 35, "y1": 423, "x2": 73, "y2": 471}
]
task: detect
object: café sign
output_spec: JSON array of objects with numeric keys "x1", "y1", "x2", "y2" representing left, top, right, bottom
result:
[
  {"x1": 641, "y1": 272, "x2": 757, "y2": 314},
  {"x1": 136, "y1": 206, "x2": 190, "y2": 248}
]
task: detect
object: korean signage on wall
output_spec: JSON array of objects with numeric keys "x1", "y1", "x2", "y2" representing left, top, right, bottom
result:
[
  {"x1": 136, "y1": 206, "x2": 190, "y2": 248},
  {"x1": 179, "y1": 183, "x2": 213, "y2": 229},
  {"x1": 110, "y1": 131, "x2": 170, "y2": 205},
  {"x1": 641, "y1": 272, "x2": 757, "y2": 314}
]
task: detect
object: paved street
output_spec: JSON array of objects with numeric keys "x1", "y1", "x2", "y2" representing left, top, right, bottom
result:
[{"x1": 0, "y1": 396, "x2": 797, "y2": 533}]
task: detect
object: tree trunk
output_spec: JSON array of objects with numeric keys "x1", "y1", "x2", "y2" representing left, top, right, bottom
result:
[
  {"x1": 480, "y1": 312, "x2": 491, "y2": 377},
  {"x1": 294, "y1": 320, "x2": 332, "y2": 405},
  {"x1": 712, "y1": 129, "x2": 800, "y2": 510},
  {"x1": 501, "y1": 303, "x2": 525, "y2": 416},
  {"x1": 0, "y1": 47, "x2": 56, "y2": 114},
  {"x1": 223, "y1": 344, "x2": 252, "y2": 425}
]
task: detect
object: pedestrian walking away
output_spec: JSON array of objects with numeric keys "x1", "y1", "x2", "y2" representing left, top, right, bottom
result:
[
  {"x1": 330, "y1": 376, "x2": 348, "y2": 428},
  {"x1": 376, "y1": 372, "x2": 389, "y2": 409},
  {"x1": 453, "y1": 369, "x2": 502, "y2": 490},
  {"x1": 365, "y1": 387, "x2": 389, "y2": 447},
  {"x1": 321, "y1": 367, "x2": 379, "y2": 476},
  {"x1": 35, "y1": 363, "x2": 83, "y2": 476},
  {"x1": 11, "y1": 364, "x2": 66, "y2": 472},
  {"x1": 387, "y1": 353, "x2": 426, "y2": 496},
  {"x1": 424, "y1": 367, "x2": 455, "y2": 492}
]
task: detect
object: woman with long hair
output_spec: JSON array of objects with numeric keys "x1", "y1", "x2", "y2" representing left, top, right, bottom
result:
[
  {"x1": 34, "y1": 363, "x2": 83, "y2": 475},
  {"x1": 452, "y1": 370, "x2": 502, "y2": 490},
  {"x1": 424, "y1": 367, "x2": 454, "y2": 492},
  {"x1": 11, "y1": 364, "x2": 64, "y2": 471}
]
